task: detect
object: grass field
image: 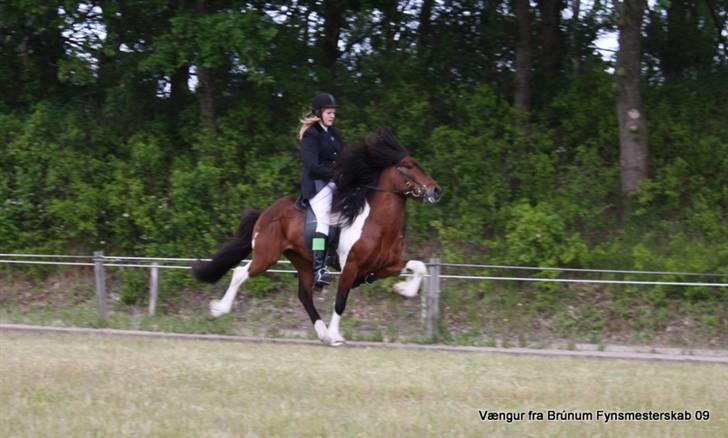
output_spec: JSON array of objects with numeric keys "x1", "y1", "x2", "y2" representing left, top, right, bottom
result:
[{"x1": 1, "y1": 333, "x2": 726, "y2": 437}]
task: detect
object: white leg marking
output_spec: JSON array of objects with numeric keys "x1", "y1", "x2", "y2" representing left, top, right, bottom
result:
[
  {"x1": 209, "y1": 264, "x2": 250, "y2": 318},
  {"x1": 327, "y1": 308, "x2": 346, "y2": 346},
  {"x1": 393, "y1": 260, "x2": 427, "y2": 298},
  {"x1": 314, "y1": 319, "x2": 329, "y2": 343},
  {"x1": 337, "y1": 202, "x2": 370, "y2": 269}
]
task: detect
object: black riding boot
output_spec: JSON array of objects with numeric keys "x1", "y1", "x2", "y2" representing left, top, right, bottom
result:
[{"x1": 312, "y1": 232, "x2": 331, "y2": 288}]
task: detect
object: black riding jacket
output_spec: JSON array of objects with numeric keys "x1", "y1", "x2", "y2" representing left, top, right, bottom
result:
[{"x1": 300, "y1": 124, "x2": 344, "y2": 199}]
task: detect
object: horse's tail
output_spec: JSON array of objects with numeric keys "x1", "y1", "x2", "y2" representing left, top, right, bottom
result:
[{"x1": 191, "y1": 210, "x2": 261, "y2": 283}]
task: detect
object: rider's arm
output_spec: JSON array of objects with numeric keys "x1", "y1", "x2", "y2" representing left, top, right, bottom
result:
[{"x1": 301, "y1": 128, "x2": 335, "y2": 180}]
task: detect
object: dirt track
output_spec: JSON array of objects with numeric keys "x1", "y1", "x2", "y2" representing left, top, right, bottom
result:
[{"x1": 2, "y1": 323, "x2": 727, "y2": 364}]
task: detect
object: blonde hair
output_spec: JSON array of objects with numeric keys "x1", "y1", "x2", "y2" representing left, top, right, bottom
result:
[{"x1": 298, "y1": 114, "x2": 320, "y2": 140}]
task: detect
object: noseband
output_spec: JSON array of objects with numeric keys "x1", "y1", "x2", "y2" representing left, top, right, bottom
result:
[{"x1": 397, "y1": 168, "x2": 428, "y2": 199}]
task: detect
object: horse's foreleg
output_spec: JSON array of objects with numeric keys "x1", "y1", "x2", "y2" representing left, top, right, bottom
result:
[
  {"x1": 209, "y1": 263, "x2": 250, "y2": 318},
  {"x1": 327, "y1": 266, "x2": 358, "y2": 346},
  {"x1": 326, "y1": 303, "x2": 345, "y2": 347},
  {"x1": 287, "y1": 253, "x2": 329, "y2": 342},
  {"x1": 297, "y1": 279, "x2": 328, "y2": 341},
  {"x1": 393, "y1": 260, "x2": 427, "y2": 298}
]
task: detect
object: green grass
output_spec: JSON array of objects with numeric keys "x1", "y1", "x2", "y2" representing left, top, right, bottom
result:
[{"x1": 1, "y1": 333, "x2": 726, "y2": 437}]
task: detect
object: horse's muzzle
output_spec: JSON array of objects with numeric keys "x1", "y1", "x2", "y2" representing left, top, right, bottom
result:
[{"x1": 425, "y1": 186, "x2": 442, "y2": 204}]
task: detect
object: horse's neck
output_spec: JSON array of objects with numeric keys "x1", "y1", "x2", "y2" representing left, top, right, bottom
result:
[
  {"x1": 368, "y1": 191, "x2": 406, "y2": 227},
  {"x1": 366, "y1": 169, "x2": 407, "y2": 226}
]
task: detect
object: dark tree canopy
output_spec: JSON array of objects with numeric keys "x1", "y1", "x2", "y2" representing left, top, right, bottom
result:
[{"x1": 0, "y1": 0, "x2": 725, "y2": 285}]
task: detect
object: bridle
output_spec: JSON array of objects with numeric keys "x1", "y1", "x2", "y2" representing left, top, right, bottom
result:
[
  {"x1": 397, "y1": 167, "x2": 428, "y2": 198},
  {"x1": 364, "y1": 167, "x2": 430, "y2": 199}
]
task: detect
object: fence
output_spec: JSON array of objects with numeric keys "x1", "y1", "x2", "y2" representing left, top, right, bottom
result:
[{"x1": 1, "y1": 252, "x2": 726, "y2": 341}]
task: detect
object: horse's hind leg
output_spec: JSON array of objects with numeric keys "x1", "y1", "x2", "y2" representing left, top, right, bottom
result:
[
  {"x1": 366, "y1": 259, "x2": 426, "y2": 298},
  {"x1": 209, "y1": 231, "x2": 281, "y2": 318},
  {"x1": 209, "y1": 263, "x2": 251, "y2": 318}
]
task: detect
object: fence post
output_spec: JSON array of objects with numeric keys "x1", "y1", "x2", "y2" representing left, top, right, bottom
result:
[
  {"x1": 423, "y1": 258, "x2": 441, "y2": 342},
  {"x1": 148, "y1": 262, "x2": 159, "y2": 316},
  {"x1": 420, "y1": 268, "x2": 428, "y2": 338},
  {"x1": 93, "y1": 251, "x2": 107, "y2": 322}
]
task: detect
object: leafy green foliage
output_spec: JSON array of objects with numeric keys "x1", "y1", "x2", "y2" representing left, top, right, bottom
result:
[
  {"x1": 0, "y1": 0, "x2": 725, "y2": 316},
  {"x1": 501, "y1": 201, "x2": 588, "y2": 267}
]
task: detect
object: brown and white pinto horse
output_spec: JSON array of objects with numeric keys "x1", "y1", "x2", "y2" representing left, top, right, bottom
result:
[{"x1": 192, "y1": 129, "x2": 441, "y2": 346}]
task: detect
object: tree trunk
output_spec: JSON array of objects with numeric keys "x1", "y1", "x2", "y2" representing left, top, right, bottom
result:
[
  {"x1": 568, "y1": 0, "x2": 581, "y2": 73},
  {"x1": 321, "y1": 0, "x2": 345, "y2": 75},
  {"x1": 98, "y1": 1, "x2": 123, "y2": 96},
  {"x1": 196, "y1": 66, "x2": 217, "y2": 131},
  {"x1": 663, "y1": 0, "x2": 688, "y2": 79},
  {"x1": 169, "y1": 65, "x2": 191, "y2": 120},
  {"x1": 614, "y1": 0, "x2": 648, "y2": 217},
  {"x1": 514, "y1": 0, "x2": 532, "y2": 112},
  {"x1": 539, "y1": 0, "x2": 563, "y2": 79},
  {"x1": 196, "y1": 0, "x2": 217, "y2": 130},
  {"x1": 381, "y1": 0, "x2": 399, "y2": 54},
  {"x1": 38, "y1": 6, "x2": 65, "y2": 95},
  {"x1": 418, "y1": 0, "x2": 434, "y2": 55}
]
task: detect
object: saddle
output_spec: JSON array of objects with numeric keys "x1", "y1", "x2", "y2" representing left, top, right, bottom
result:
[{"x1": 295, "y1": 195, "x2": 342, "y2": 271}]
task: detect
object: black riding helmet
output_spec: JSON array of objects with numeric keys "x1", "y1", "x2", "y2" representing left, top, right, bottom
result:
[{"x1": 311, "y1": 92, "x2": 338, "y2": 115}]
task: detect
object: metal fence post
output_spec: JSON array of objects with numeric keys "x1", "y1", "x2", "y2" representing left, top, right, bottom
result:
[
  {"x1": 93, "y1": 251, "x2": 107, "y2": 322},
  {"x1": 424, "y1": 258, "x2": 441, "y2": 342},
  {"x1": 148, "y1": 262, "x2": 159, "y2": 316}
]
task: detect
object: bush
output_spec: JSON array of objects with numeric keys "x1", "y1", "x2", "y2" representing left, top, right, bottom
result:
[{"x1": 500, "y1": 201, "x2": 588, "y2": 268}]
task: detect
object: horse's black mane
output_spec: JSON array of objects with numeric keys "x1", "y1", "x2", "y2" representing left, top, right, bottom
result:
[{"x1": 332, "y1": 129, "x2": 409, "y2": 226}]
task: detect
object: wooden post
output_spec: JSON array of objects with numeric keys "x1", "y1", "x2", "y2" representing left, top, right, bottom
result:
[
  {"x1": 93, "y1": 251, "x2": 107, "y2": 322},
  {"x1": 424, "y1": 258, "x2": 441, "y2": 341},
  {"x1": 421, "y1": 267, "x2": 428, "y2": 336},
  {"x1": 148, "y1": 262, "x2": 159, "y2": 316}
]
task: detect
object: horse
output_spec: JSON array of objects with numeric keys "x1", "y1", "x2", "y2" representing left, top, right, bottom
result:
[{"x1": 191, "y1": 129, "x2": 442, "y2": 346}]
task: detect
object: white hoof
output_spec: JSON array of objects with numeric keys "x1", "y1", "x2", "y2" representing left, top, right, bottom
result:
[
  {"x1": 314, "y1": 320, "x2": 329, "y2": 343},
  {"x1": 208, "y1": 299, "x2": 228, "y2": 318},
  {"x1": 394, "y1": 281, "x2": 418, "y2": 298},
  {"x1": 327, "y1": 333, "x2": 346, "y2": 347}
]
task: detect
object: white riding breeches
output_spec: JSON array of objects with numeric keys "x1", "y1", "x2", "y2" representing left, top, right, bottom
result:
[{"x1": 309, "y1": 181, "x2": 336, "y2": 235}]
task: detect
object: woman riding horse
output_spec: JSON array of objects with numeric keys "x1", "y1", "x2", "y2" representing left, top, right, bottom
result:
[
  {"x1": 298, "y1": 92, "x2": 343, "y2": 289},
  {"x1": 192, "y1": 129, "x2": 442, "y2": 346}
]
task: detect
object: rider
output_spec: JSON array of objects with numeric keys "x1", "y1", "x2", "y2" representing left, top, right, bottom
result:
[{"x1": 298, "y1": 92, "x2": 344, "y2": 288}]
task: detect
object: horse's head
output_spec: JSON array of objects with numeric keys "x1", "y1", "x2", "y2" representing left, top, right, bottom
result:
[
  {"x1": 392, "y1": 156, "x2": 442, "y2": 204},
  {"x1": 334, "y1": 129, "x2": 442, "y2": 225}
]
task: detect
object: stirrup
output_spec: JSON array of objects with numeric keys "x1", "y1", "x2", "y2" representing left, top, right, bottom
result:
[{"x1": 314, "y1": 268, "x2": 331, "y2": 287}]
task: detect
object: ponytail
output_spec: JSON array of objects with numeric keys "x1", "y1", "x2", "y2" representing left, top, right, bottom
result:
[{"x1": 298, "y1": 113, "x2": 320, "y2": 140}]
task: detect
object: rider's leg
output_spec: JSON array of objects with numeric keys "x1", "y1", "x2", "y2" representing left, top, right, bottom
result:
[{"x1": 309, "y1": 182, "x2": 335, "y2": 287}]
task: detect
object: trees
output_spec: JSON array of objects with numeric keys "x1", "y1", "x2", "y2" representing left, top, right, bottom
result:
[
  {"x1": 0, "y1": 0, "x2": 724, "y2": 276},
  {"x1": 0, "y1": 2, "x2": 67, "y2": 105}
]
